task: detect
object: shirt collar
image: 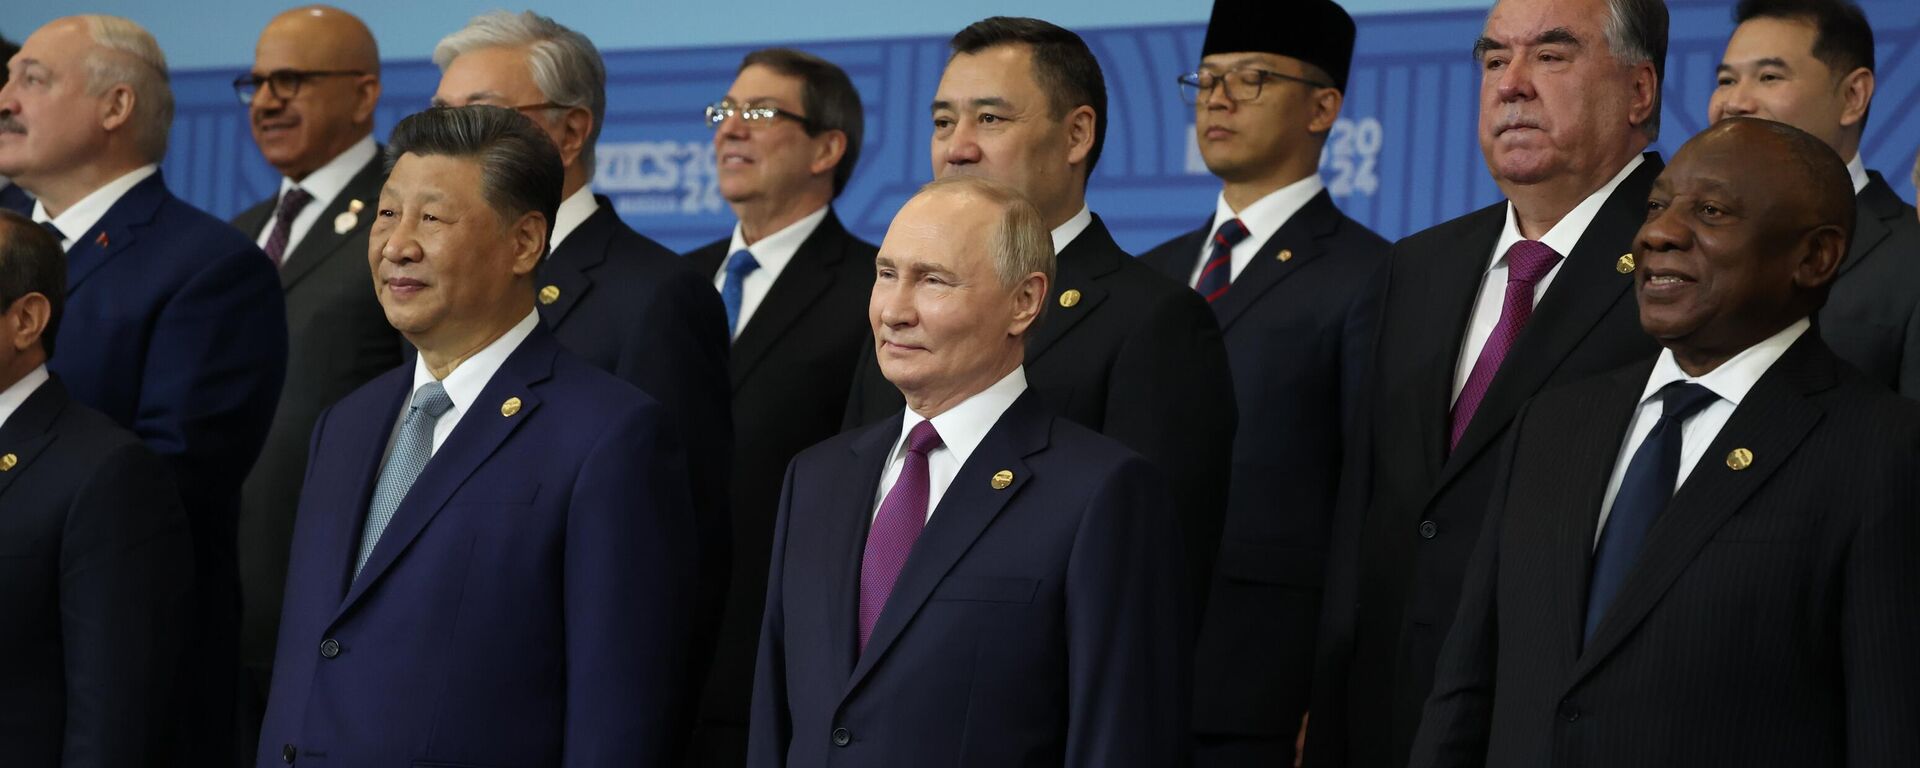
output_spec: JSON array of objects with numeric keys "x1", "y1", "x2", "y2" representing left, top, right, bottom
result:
[
  {"x1": 0, "y1": 364, "x2": 50, "y2": 431},
  {"x1": 1846, "y1": 153, "x2": 1869, "y2": 196},
  {"x1": 279, "y1": 135, "x2": 376, "y2": 211},
  {"x1": 893, "y1": 365, "x2": 1029, "y2": 469},
  {"x1": 410, "y1": 310, "x2": 541, "y2": 416},
  {"x1": 1050, "y1": 205, "x2": 1093, "y2": 254},
  {"x1": 725, "y1": 204, "x2": 830, "y2": 281},
  {"x1": 1212, "y1": 173, "x2": 1325, "y2": 246},
  {"x1": 548, "y1": 185, "x2": 602, "y2": 253},
  {"x1": 33, "y1": 165, "x2": 160, "y2": 248},
  {"x1": 1489, "y1": 154, "x2": 1645, "y2": 273},
  {"x1": 1638, "y1": 317, "x2": 1810, "y2": 409}
]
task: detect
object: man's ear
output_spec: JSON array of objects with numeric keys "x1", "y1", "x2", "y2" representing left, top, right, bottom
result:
[
  {"x1": 1836, "y1": 67, "x2": 1874, "y2": 132},
  {"x1": 810, "y1": 129, "x2": 848, "y2": 178},
  {"x1": 2, "y1": 292, "x2": 51, "y2": 355},
  {"x1": 509, "y1": 211, "x2": 548, "y2": 276},
  {"x1": 1063, "y1": 105, "x2": 1097, "y2": 169},
  {"x1": 1794, "y1": 223, "x2": 1847, "y2": 291},
  {"x1": 1007, "y1": 271, "x2": 1049, "y2": 337}
]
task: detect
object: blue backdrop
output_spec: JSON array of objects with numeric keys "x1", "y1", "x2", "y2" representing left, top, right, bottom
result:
[{"x1": 159, "y1": 0, "x2": 1919, "y2": 254}]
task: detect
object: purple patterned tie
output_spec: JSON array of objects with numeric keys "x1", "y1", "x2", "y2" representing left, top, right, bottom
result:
[
  {"x1": 1448, "y1": 240, "x2": 1561, "y2": 452},
  {"x1": 263, "y1": 186, "x2": 313, "y2": 267},
  {"x1": 859, "y1": 419, "x2": 943, "y2": 653}
]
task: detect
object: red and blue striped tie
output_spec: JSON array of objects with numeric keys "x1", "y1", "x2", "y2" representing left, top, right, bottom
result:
[{"x1": 1196, "y1": 217, "x2": 1250, "y2": 302}]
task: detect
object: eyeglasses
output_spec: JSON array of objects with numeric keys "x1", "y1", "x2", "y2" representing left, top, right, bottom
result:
[
  {"x1": 232, "y1": 69, "x2": 366, "y2": 105},
  {"x1": 1177, "y1": 67, "x2": 1334, "y2": 104},
  {"x1": 704, "y1": 100, "x2": 814, "y2": 130}
]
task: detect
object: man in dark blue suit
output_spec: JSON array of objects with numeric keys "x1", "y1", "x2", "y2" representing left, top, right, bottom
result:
[
  {"x1": 1, "y1": 16, "x2": 287, "y2": 764},
  {"x1": 751, "y1": 176, "x2": 1190, "y2": 767},
  {"x1": 0, "y1": 36, "x2": 23, "y2": 213},
  {"x1": 259, "y1": 106, "x2": 699, "y2": 767},
  {"x1": 0, "y1": 210, "x2": 194, "y2": 768}
]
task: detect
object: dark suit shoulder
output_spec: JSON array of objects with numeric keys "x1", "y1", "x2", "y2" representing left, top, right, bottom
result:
[
  {"x1": 1395, "y1": 199, "x2": 1508, "y2": 255},
  {"x1": 1138, "y1": 225, "x2": 1207, "y2": 275},
  {"x1": 685, "y1": 237, "x2": 729, "y2": 276}
]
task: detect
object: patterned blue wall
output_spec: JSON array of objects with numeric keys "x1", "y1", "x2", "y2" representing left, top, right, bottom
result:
[{"x1": 164, "y1": 0, "x2": 1919, "y2": 254}]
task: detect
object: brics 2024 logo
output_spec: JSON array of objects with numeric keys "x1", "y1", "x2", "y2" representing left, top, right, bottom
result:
[
  {"x1": 595, "y1": 141, "x2": 726, "y2": 217},
  {"x1": 1184, "y1": 116, "x2": 1383, "y2": 198}
]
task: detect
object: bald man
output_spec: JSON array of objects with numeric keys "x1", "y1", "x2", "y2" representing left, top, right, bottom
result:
[
  {"x1": 1412, "y1": 118, "x2": 1920, "y2": 767},
  {"x1": 231, "y1": 6, "x2": 400, "y2": 726}
]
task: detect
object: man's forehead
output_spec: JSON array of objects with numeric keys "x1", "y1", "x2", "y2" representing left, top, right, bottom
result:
[
  {"x1": 1200, "y1": 51, "x2": 1293, "y2": 71},
  {"x1": 729, "y1": 66, "x2": 804, "y2": 101},
  {"x1": 1725, "y1": 17, "x2": 1821, "y2": 61},
  {"x1": 1484, "y1": 0, "x2": 1604, "y2": 42}
]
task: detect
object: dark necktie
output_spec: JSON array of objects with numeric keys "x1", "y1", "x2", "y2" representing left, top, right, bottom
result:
[
  {"x1": 721, "y1": 249, "x2": 761, "y2": 339},
  {"x1": 1584, "y1": 381, "x2": 1720, "y2": 644},
  {"x1": 39, "y1": 220, "x2": 66, "y2": 249},
  {"x1": 858, "y1": 419, "x2": 942, "y2": 653},
  {"x1": 263, "y1": 186, "x2": 313, "y2": 267},
  {"x1": 1195, "y1": 217, "x2": 1250, "y2": 302},
  {"x1": 1449, "y1": 240, "x2": 1561, "y2": 451}
]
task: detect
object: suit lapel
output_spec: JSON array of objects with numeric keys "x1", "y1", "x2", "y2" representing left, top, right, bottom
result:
[
  {"x1": 333, "y1": 329, "x2": 557, "y2": 621},
  {"x1": 0, "y1": 377, "x2": 69, "y2": 502},
  {"x1": 826, "y1": 416, "x2": 903, "y2": 682},
  {"x1": 1569, "y1": 334, "x2": 1832, "y2": 682},
  {"x1": 1551, "y1": 363, "x2": 1653, "y2": 658},
  {"x1": 537, "y1": 200, "x2": 617, "y2": 330},
  {"x1": 1413, "y1": 206, "x2": 1508, "y2": 486},
  {"x1": 1210, "y1": 191, "x2": 1343, "y2": 330},
  {"x1": 732, "y1": 212, "x2": 853, "y2": 388},
  {"x1": 280, "y1": 154, "x2": 385, "y2": 292},
  {"x1": 1839, "y1": 173, "x2": 1902, "y2": 279},
  {"x1": 1027, "y1": 216, "x2": 1123, "y2": 361},
  {"x1": 324, "y1": 366, "x2": 413, "y2": 602},
  {"x1": 65, "y1": 172, "x2": 170, "y2": 294},
  {"x1": 842, "y1": 393, "x2": 1049, "y2": 696}
]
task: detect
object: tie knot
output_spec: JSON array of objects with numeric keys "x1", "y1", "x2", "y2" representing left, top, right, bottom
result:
[
  {"x1": 726, "y1": 249, "x2": 761, "y2": 278},
  {"x1": 1212, "y1": 218, "x2": 1250, "y2": 249},
  {"x1": 38, "y1": 220, "x2": 65, "y2": 243},
  {"x1": 411, "y1": 381, "x2": 455, "y2": 419},
  {"x1": 278, "y1": 186, "x2": 314, "y2": 216},
  {"x1": 1504, "y1": 240, "x2": 1561, "y2": 284},
  {"x1": 1657, "y1": 381, "x2": 1718, "y2": 423},
  {"x1": 905, "y1": 419, "x2": 943, "y2": 456}
]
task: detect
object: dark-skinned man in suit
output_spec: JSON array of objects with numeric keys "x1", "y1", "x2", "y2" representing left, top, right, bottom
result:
[
  {"x1": 1308, "y1": 0, "x2": 1669, "y2": 765},
  {"x1": 1412, "y1": 117, "x2": 1920, "y2": 768}
]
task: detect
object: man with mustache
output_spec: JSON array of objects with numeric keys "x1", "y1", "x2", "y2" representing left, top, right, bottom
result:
[
  {"x1": 1309, "y1": 0, "x2": 1668, "y2": 765},
  {"x1": 1410, "y1": 116, "x2": 1920, "y2": 768},
  {"x1": 0, "y1": 35, "x2": 26, "y2": 214},
  {"x1": 230, "y1": 7, "x2": 401, "y2": 736}
]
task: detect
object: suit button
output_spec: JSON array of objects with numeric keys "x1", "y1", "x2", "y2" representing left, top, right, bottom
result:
[
  {"x1": 282, "y1": 743, "x2": 296, "y2": 763},
  {"x1": 319, "y1": 638, "x2": 341, "y2": 659},
  {"x1": 1558, "y1": 701, "x2": 1580, "y2": 722},
  {"x1": 831, "y1": 727, "x2": 852, "y2": 747},
  {"x1": 1419, "y1": 520, "x2": 1438, "y2": 539}
]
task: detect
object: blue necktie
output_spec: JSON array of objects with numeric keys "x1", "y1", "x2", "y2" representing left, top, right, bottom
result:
[
  {"x1": 1195, "y1": 217, "x2": 1249, "y2": 302},
  {"x1": 721, "y1": 249, "x2": 761, "y2": 339},
  {"x1": 1585, "y1": 381, "x2": 1720, "y2": 644},
  {"x1": 356, "y1": 381, "x2": 455, "y2": 580}
]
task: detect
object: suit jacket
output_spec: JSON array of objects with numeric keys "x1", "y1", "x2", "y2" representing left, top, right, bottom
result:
[
  {"x1": 844, "y1": 214, "x2": 1236, "y2": 618},
  {"x1": 540, "y1": 198, "x2": 732, "y2": 658},
  {"x1": 0, "y1": 180, "x2": 30, "y2": 213},
  {"x1": 685, "y1": 211, "x2": 877, "y2": 743},
  {"x1": 1410, "y1": 333, "x2": 1920, "y2": 768},
  {"x1": 1141, "y1": 191, "x2": 1390, "y2": 740},
  {"x1": 257, "y1": 324, "x2": 699, "y2": 767},
  {"x1": 233, "y1": 152, "x2": 402, "y2": 702},
  {"x1": 750, "y1": 391, "x2": 1191, "y2": 767},
  {"x1": 1309, "y1": 154, "x2": 1665, "y2": 768},
  {"x1": 0, "y1": 376, "x2": 193, "y2": 768},
  {"x1": 1818, "y1": 171, "x2": 1920, "y2": 398}
]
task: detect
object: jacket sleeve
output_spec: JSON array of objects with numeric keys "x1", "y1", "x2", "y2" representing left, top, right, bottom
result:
[{"x1": 746, "y1": 460, "x2": 801, "y2": 767}]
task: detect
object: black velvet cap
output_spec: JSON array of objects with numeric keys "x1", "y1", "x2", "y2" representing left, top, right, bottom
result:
[{"x1": 1202, "y1": 0, "x2": 1357, "y2": 91}]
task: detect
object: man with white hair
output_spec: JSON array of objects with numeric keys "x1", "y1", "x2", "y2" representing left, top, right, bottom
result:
[{"x1": 0, "y1": 14, "x2": 288, "y2": 765}]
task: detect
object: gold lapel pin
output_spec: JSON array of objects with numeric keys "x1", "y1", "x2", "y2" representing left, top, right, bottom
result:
[
  {"x1": 1058, "y1": 289, "x2": 1082, "y2": 309},
  {"x1": 1616, "y1": 253, "x2": 1635, "y2": 274},
  {"x1": 0, "y1": 453, "x2": 15, "y2": 472},
  {"x1": 1277, "y1": 248, "x2": 1294, "y2": 262},
  {"x1": 539, "y1": 285, "x2": 561, "y2": 305},
  {"x1": 501, "y1": 397, "x2": 523, "y2": 417},
  {"x1": 1726, "y1": 448, "x2": 1753, "y2": 471},
  {"x1": 990, "y1": 469, "x2": 1014, "y2": 490}
]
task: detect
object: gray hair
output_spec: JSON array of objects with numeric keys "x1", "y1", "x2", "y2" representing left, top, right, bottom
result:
[
  {"x1": 916, "y1": 175, "x2": 1054, "y2": 327},
  {"x1": 1603, "y1": 0, "x2": 1667, "y2": 140},
  {"x1": 385, "y1": 106, "x2": 565, "y2": 251},
  {"x1": 79, "y1": 15, "x2": 172, "y2": 163},
  {"x1": 432, "y1": 11, "x2": 606, "y2": 178}
]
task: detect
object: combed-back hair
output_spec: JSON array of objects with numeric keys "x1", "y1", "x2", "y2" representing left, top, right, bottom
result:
[{"x1": 386, "y1": 105, "x2": 565, "y2": 249}]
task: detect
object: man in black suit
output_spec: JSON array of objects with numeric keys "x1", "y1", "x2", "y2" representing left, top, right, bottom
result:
[
  {"x1": 1709, "y1": 0, "x2": 1920, "y2": 397},
  {"x1": 0, "y1": 35, "x2": 26, "y2": 214},
  {"x1": 752, "y1": 175, "x2": 1190, "y2": 767},
  {"x1": 844, "y1": 16, "x2": 1236, "y2": 619},
  {"x1": 686, "y1": 48, "x2": 876, "y2": 767},
  {"x1": 0, "y1": 210, "x2": 193, "y2": 767},
  {"x1": 431, "y1": 9, "x2": 733, "y2": 680},
  {"x1": 1141, "y1": 2, "x2": 1386, "y2": 763},
  {"x1": 230, "y1": 7, "x2": 399, "y2": 726},
  {"x1": 1308, "y1": 0, "x2": 1669, "y2": 765},
  {"x1": 1412, "y1": 117, "x2": 1920, "y2": 768}
]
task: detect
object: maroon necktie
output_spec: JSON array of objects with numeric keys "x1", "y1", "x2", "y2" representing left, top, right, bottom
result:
[
  {"x1": 1196, "y1": 217, "x2": 1249, "y2": 302},
  {"x1": 263, "y1": 186, "x2": 313, "y2": 267},
  {"x1": 858, "y1": 420, "x2": 942, "y2": 653},
  {"x1": 1448, "y1": 240, "x2": 1561, "y2": 452}
]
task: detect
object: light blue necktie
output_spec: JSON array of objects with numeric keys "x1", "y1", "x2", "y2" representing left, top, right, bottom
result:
[
  {"x1": 355, "y1": 381, "x2": 455, "y2": 579},
  {"x1": 721, "y1": 249, "x2": 761, "y2": 339}
]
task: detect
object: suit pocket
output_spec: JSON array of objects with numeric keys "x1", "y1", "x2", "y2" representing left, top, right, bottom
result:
[{"x1": 930, "y1": 576, "x2": 1039, "y2": 603}]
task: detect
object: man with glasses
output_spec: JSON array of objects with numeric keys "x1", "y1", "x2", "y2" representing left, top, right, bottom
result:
[
  {"x1": 431, "y1": 12, "x2": 732, "y2": 712},
  {"x1": 230, "y1": 9, "x2": 401, "y2": 738},
  {"x1": 684, "y1": 48, "x2": 877, "y2": 767},
  {"x1": 1140, "y1": 1, "x2": 1386, "y2": 765}
]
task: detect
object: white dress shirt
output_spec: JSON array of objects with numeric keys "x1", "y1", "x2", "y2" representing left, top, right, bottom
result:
[
  {"x1": 0, "y1": 364, "x2": 50, "y2": 431},
  {"x1": 1189, "y1": 174, "x2": 1325, "y2": 286},
  {"x1": 254, "y1": 135, "x2": 377, "y2": 264},
  {"x1": 712, "y1": 204, "x2": 829, "y2": 336},
  {"x1": 1451, "y1": 154, "x2": 1646, "y2": 403},
  {"x1": 31, "y1": 164, "x2": 159, "y2": 251},
  {"x1": 548, "y1": 184, "x2": 602, "y2": 253},
  {"x1": 1593, "y1": 318, "x2": 1809, "y2": 544},
  {"x1": 1846, "y1": 153, "x2": 1869, "y2": 195},
  {"x1": 394, "y1": 310, "x2": 541, "y2": 456},
  {"x1": 1050, "y1": 205, "x2": 1093, "y2": 255},
  {"x1": 871, "y1": 365, "x2": 1028, "y2": 523}
]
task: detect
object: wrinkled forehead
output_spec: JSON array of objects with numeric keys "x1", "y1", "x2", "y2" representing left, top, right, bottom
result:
[
  {"x1": 16, "y1": 22, "x2": 95, "y2": 73},
  {"x1": 1483, "y1": 0, "x2": 1608, "y2": 47}
]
